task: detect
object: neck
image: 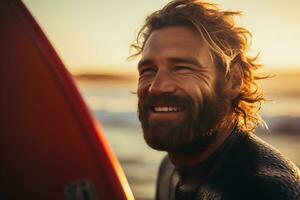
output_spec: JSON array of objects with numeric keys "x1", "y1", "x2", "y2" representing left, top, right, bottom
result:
[{"x1": 168, "y1": 119, "x2": 235, "y2": 168}]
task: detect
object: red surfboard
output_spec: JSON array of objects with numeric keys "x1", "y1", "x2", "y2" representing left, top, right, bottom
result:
[{"x1": 0, "y1": 0, "x2": 134, "y2": 199}]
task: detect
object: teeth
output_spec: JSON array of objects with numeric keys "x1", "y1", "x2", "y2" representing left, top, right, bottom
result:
[{"x1": 154, "y1": 106, "x2": 181, "y2": 112}]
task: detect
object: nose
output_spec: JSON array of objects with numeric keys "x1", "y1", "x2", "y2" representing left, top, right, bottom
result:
[{"x1": 148, "y1": 70, "x2": 176, "y2": 95}]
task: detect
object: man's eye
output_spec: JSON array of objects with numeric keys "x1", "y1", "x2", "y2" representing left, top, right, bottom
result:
[
  {"x1": 140, "y1": 68, "x2": 156, "y2": 75},
  {"x1": 174, "y1": 66, "x2": 193, "y2": 73}
]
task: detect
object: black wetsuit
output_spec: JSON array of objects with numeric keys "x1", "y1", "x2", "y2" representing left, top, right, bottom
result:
[{"x1": 156, "y1": 129, "x2": 300, "y2": 200}]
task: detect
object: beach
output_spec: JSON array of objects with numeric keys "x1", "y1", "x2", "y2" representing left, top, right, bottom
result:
[{"x1": 75, "y1": 71, "x2": 300, "y2": 200}]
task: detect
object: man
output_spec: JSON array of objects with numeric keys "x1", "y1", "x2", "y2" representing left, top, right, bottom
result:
[{"x1": 131, "y1": 0, "x2": 300, "y2": 199}]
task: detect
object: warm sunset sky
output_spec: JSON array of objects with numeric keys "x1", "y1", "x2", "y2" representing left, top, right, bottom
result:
[{"x1": 23, "y1": 0, "x2": 300, "y2": 75}]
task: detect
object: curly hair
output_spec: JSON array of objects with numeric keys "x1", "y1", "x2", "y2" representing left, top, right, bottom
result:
[{"x1": 130, "y1": 0, "x2": 267, "y2": 132}]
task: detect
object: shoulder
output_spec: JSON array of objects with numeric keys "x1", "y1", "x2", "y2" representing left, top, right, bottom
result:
[
  {"x1": 234, "y1": 132, "x2": 300, "y2": 199},
  {"x1": 156, "y1": 155, "x2": 177, "y2": 200},
  {"x1": 156, "y1": 155, "x2": 175, "y2": 186},
  {"x1": 232, "y1": 131, "x2": 300, "y2": 177},
  {"x1": 253, "y1": 134, "x2": 300, "y2": 199},
  {"x1": 245, "y1": 133, "x2": 300, "y2": 179},
  {"x1": 253, "y1": 169, "x2": 300, "y2": 199},
  {"x1": 158, "y1": 155, "x2": 173, "y2": 174}
]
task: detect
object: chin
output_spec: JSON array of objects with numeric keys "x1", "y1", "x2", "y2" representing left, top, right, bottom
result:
[
  {"x1": 142, "y1": 125, "x2": 175, "y2": 151},
  {"x1": 142, "y1": 123, "x2": 196, "y2": 152},
  {"x1": 141, "y1": 117, "x2": 225, "y2": 154}
]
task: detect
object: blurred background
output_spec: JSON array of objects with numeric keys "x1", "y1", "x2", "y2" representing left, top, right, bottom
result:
[{"x1": 23, "y1": 1, "x2": 300, "y2": 199}]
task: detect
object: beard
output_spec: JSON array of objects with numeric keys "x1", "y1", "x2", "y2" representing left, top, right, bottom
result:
[{"x1": 138, "y1": 82, "x2": 231, "y2": 155}]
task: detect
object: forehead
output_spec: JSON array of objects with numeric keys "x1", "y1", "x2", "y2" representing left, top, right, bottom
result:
[{"x1": 141, "y1": 26, "x2": 213, "y2": 65}]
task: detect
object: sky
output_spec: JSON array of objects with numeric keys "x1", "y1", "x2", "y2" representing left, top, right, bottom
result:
[{"x1": 23, "y1": 0, "x2": 300, "y2": 75}]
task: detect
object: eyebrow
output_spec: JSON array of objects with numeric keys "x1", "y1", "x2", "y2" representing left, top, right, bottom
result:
[
  {"x1": 138, "y1": 59, "x2": 153, "y2": 69},
  {"x1": 138, "y1": 56, "x2": 204, "y2": 69}
]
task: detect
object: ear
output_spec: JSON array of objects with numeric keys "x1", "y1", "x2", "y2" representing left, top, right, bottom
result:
[{"x1": 226, "y1": 63, "x2": 242, "y2": 99}]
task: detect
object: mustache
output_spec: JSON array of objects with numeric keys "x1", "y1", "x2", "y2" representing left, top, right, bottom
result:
[{"x1": 139, "y1": 93, "x2": 194, "y2": 109}]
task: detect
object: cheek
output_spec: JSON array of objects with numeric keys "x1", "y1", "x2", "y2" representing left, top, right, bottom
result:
[
  {"x1": 137, "y1": 78, "x2": 151, "y2": 99},
  {"x1": 174, "y1": 78, "x2": 204, "y2": 101},
  {"x1": 175, "y1": 77, "x2": 217, "y2": 110}
]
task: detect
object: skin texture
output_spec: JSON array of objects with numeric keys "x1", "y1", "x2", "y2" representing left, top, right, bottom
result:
[{"x1": 137, "y1": 26, "x2": 240, "y2": 167}]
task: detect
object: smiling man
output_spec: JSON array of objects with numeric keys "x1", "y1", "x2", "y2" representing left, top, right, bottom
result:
[{"x1": 131, "y1": 0, "x2": 300, "y2": 199}]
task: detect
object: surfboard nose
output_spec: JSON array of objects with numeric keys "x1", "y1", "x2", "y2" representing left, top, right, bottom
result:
[{"x1": 0, "y1": 0, "x2": 134, "y2": 199}]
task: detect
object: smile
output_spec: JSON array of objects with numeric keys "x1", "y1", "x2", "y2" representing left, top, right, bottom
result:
[{"x1": 152, "y1": 106, "x2": 183, "y2": 113}]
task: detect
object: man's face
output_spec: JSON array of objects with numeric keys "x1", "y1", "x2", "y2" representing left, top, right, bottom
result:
[{"x1": 137, "y1": 26, "x2": 230, "y2": 153}]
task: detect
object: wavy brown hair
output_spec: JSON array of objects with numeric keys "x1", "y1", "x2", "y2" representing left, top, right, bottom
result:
[{"x1": 130, "y1": 0, "x2": 267, "y2": 132}]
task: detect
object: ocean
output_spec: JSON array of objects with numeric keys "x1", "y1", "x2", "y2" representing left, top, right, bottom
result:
[{"x1": 74, "y1": 72, "x2": 300, "y2": 200}]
